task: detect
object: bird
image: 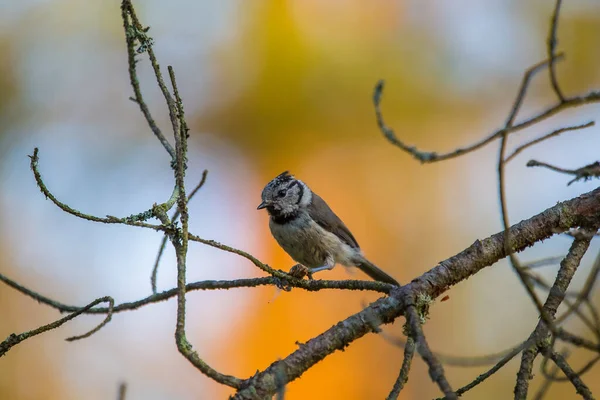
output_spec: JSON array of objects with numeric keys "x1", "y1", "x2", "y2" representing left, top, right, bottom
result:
[{"x1": 257, "y1": 171, "x2": 399, "y2": 286}]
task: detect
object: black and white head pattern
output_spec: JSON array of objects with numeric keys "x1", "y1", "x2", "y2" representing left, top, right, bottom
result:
[{"x1": 258, "y1": 171, "x2": 312, "y2": 219}]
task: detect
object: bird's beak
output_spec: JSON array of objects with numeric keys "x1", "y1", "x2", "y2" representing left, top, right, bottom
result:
[{"x1": 257, "y1": 200, "x2": 268, "y2": 210}]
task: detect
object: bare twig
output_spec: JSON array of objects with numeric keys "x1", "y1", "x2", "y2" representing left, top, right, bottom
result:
[
  {"x1": 149, "y1": 47, "x2": 243, "y2": 387},
  {"x1": 375, "y1": 54, "x2": 600, "y2": 165},
  {"x1": 548, "y1": 351, "x2": 594, "y2": 399},
  {"x1": 505, "y1": 56, "x2": 564, "y2": 127},
  {"x1": 548, "y1": 0, "x2": 566, "y2": 102},
  {"x1": 555, "y1": 250, "x2": 600, "y2": 328},
  {"x1": 188, "y1": 234, "x2": 288, "y2": 278},
  {"x1": 382, "y1": 332, "x2": 523, "y2": 367},
  {"x1": 438, "y1": 341, "x2": 528, "y2": 399},
  {"x1": 556, "y1": 328, "x2": 600, "y2": 353},
  {"x1": 0, "y1": 273, "x2": 395, "y2": 317},
  {"x1": 542, "y1": 352, "x2": 600, "y2": 383},
  {"x1": 151, "y1": 170, "x2": 208, "y2": 293},
  {"x1": 533, "y1": 349, "x2": 569, "y2": 400},
  {"x1": 405, "y1": 305, "x2": 455, "y2": 398},
  {"x1": 29, "y1": 148, "x2": 168, "y2": 231},
  {"x1": 0, "y1": 296, "x2": 113, "y2": 357},
  {"x1": 499, "y1": 121, "x2": 553, "y2": 350},
  {"x1": 122, "y1": 0, "x2": 180, "y2": 154},
  {"x1": 505, "y1": 121, "x2": 594, "y2": 163},
  {"x1": 528, "y1": 273, "x2": 600, "y2": 340},
  {"x1": 120, "y1": 0, "x2": 175, "y2": 160},
  {"x1": 386, "y1": 336, "x2": 415, "y2": 400},
  {"x1": 523, "y1": 256, "x2": 564, "y2": 270},
  {"x1": 527, "y1": 160, "x2": 600, "y2": 185}
]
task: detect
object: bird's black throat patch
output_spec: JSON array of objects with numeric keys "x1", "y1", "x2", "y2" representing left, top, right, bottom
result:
[{"x1": 268, "y1": 208, "x2": 300, "y2": 224}]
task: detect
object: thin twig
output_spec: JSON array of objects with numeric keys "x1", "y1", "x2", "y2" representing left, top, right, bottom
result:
[
  {"x1": 122, "y1": 0, "x2": 180, "y2": 152},
  {"x1": 528, "y1": 273, "x2": 600, "y2": 340},
  {"x1": 565, "y1": 250, "x2": 600, "y2": 330},
  {"x1": 523, "y1": 256, "x2": 564, "y2": 270},
  {"x1": 524, "y1": 247, "x2": 600, "y2": 339},
  {"x1": 548, "y1": 351, "x2": 595, "y2": 399},
  {"x1": 30, "y1": 148, "x2": 169, "y2": 232},
  {"x1": 154, "y1": 48, "x2": 242, "y2": 388},
  {"x1": 439, "y1": 341, "x2": 527, "y2": 399},
  {"x1": 151, "y1": 170, "x2": 208, "y2": 293},
  {"x1": 527, "y1": 160, "x2": 600, "y2": 185},
  {"x1": 405, "y1": 305, "x2": 456, "y2": 398},
  {"x1": 0, "y1": 296, "x2": 113, "y2": 357},
  {"x1": 496, "y1": 48, "x2": 590, "y2": 398},
  {"x1": 548, "y1": 0, "x2": 566, "y2": 102},
  {"x1": 499, "y1": 131, "x2": 553, "y2": 341},
  {"x1": 376, "y1": 55, "x2": 600, "y2": 165},
  {"x1": 542, "y1": 352, "x2": 600, "y2": 383},
  {"x1": 505, "y1": 56, "x2": 564, "y2": 127},
  {"x1": 120, "y1": 0, "x2": 175, "y2": 160},
  {"x1": 386, "y1": 336, "x2": 415, "y2": 400},
  {"x1": 556, "y1": 328, "x2": 600, "y2": 353},
  {"x1": 498, "y1": 52, "x2": 567, "y2": 327},
  {"x1": 382, "y1": 332, "x2": 523, "y2": 367},
  {"x1": 533, "y1": 349, "x2": 569, "y2": 400},
  {"x1": 0, "y1": 273, "x2": 395, "y2": 316},
  {"x1": 505, "y1": 121, "x2": 594, "y2": 163},
  {"x1": 65, "y1": 296, "x2": 114, "y2": 341},
  {"x1": 188, "y1": 234, "x2": 288, "y2": 278},
  {"x1": 168, "y1": 65, "x2": 189, "y2": 141}
]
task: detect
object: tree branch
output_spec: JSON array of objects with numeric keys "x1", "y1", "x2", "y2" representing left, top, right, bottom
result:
[
  {"x1": 548, "y1": 351, "x2": 594, "y2": 399},
  {"x1": 386, "y1": 336, "x2": 415, "y2": 400},
  {"x1": 514, "y1": 233, "x2": 593, "y2": 398},
  {"x1": 547, "y1": 0, "x2": 565, "y2": 102},
  {"x1": 0, "y1": 296, "x2": 113, "y2": 357},
  {"x1": 233, "y1": 186, "x2": 600, "y2": 399},
  {"x1": 505, "y1": 121, "x2": 594, "y2": 163}
]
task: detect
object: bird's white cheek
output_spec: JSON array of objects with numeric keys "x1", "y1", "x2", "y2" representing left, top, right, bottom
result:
[{"x1": 298, "y1": 182, "x2": 312, "y2": 207}]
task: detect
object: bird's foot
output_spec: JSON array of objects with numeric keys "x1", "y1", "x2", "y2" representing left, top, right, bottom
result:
[{"x1": 289, "y1": 264, "x2": 313, "y2": 280}]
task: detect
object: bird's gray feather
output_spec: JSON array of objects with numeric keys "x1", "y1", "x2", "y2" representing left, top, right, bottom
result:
[{"x1": 307, "y1": 193, "x2": 359, "y2": 250}]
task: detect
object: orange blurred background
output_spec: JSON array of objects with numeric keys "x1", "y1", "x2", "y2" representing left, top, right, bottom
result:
[{"x1": 1, "y1": 1, "x2": 600, "y2": 399}]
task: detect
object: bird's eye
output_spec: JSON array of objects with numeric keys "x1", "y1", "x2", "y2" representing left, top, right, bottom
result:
[{"x1": 277, "y1": 189, "x2": 286, "y2": 198}]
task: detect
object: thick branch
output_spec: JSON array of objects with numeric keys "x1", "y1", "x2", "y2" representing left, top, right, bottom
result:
[{"x1": 233, "y1": 186, "x2": 600, "y2": 399}]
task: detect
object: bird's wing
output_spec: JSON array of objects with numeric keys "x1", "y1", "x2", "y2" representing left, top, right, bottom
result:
[{"x1": 307, "y1": 193, "x2": 360, "y2": 249}]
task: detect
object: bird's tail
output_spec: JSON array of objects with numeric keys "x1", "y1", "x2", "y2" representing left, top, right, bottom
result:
[{"x1": 356, "y1": 258, "x2": 400, "y2": 286}]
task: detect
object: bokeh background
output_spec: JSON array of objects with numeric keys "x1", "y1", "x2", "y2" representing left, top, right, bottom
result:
[{"x1": 1, "y1": 0, "x2": 600, "y2": 399}]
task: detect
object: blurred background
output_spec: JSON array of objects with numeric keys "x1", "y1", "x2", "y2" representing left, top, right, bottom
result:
[{"x1": 0, "y1": 0, "x2": 600, "y2": 399}]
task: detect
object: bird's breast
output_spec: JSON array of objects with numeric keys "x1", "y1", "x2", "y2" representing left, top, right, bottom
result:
[{"x1": 269, "y1": 214, "x2": 358, "y2": 268}]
